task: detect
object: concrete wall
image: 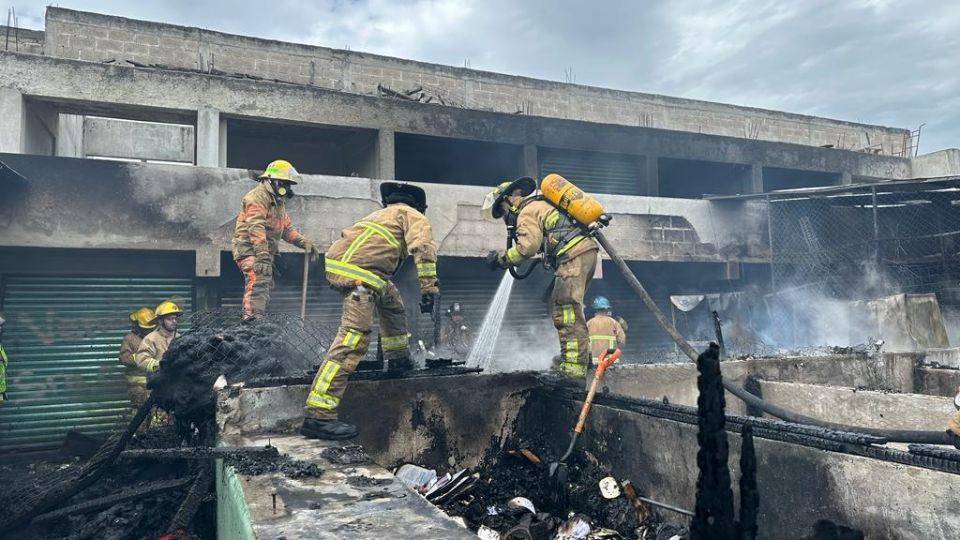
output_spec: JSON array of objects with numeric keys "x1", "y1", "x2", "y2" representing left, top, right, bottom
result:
[
  {"x1": 911, "y1": 149, "x2": 960, "y2": 178},
  {"x1": 757, "y1": 380, "x2": 955, "y2": 432},
  {"x1": 41, "y1": 8, "x2": 911, "y2": 155},
  {"x1": 601, "y1": 353, "x2": 918, "y2": 415},
  {"x1": 0, "y1": 153, "x2": 773, "y2": 277},
  {"x1": 915, "y1": 367, "x2": 960, "y2": 397},
  {"x1": 0, "y1": 26, "x2": 44, "y2": 55},
  {"x1": 526, "y1": 392, "x2": 960, "y2": 540},
  {"x1": 216, "y1": 373, "x2": 539, "y2": 471},
  {"x1": 83, "y1": 116, "x2": 195, "y2": 162}
]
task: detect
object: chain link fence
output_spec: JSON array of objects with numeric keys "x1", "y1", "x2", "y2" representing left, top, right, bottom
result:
[{"x1": 767, "y1": 178, "x2": 960, "y2": 347}]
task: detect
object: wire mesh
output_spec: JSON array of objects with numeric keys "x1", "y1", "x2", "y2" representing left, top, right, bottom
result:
[{"x1": 768, "y1": 179, "x2": 960, "y2": 345}]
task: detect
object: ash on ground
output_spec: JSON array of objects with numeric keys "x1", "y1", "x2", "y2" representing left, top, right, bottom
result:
[
  {"x1": 228, "y1": 452, "x2": 323, "y2": 479},
  {"x1": 419, "y1": 435, "x2": 684, "y2": 540}
]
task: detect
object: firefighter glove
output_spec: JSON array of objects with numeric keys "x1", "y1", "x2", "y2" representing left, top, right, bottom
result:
[
  {"x1": 253, "y1": 259, "x2": 273, "y2": 277},
  {"x1": 303, "y1": 240, "x2": 322, "y2": 262},
  {"x1": 419, "y1": 293, "x2": 437, "y2": 314},
  {"x1": 485, "y1": 250, "x2": 507, "y2": 271}
]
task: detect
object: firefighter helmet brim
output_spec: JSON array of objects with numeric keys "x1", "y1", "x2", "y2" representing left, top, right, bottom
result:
[
  {"x1": 380, "y1": 182, "x2": 427, "y2": 213},
  {"x1": 481, "y1": 177, "x2": 536, "y2": 220}
]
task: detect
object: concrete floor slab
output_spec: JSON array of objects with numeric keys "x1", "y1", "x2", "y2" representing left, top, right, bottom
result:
[{"x1": 217, "y1": 434, "x2": 474, "y2": 540}]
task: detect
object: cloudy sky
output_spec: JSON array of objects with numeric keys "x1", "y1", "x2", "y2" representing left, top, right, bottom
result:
[{"x1": 10, "y1": 0, "x2": 959, "y2": 152}]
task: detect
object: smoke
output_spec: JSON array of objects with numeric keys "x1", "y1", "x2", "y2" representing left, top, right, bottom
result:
[{"x1": 486, "y1": 317, "x2": 559, "y2": 373}]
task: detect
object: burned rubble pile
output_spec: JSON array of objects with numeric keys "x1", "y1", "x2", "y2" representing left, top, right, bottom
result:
[
  {"x1": 5, "y1": 426, "x2": 201, "y2": 540},
  {"x1": 400, "y1": 436, "x2": 683, "y2": 540},
  {"x1": 149, "y1": 313, "x2": 327, "y2": 428}
]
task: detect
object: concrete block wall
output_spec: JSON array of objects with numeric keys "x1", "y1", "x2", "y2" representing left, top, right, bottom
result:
[{"x1": 42, "y1": 8, "x2": 911, "y2": 155}]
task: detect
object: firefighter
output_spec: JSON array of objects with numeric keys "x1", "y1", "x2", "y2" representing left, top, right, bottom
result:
[
  {"x1": 119, "y1": 307, "x2": 157, "y2": 408},
  {"x1": 135, "y1": 300, "x2": 182, "y2": 375},
  {"x1": 301, "y1": 182, "x2": 439, "y2": 440},
  {"x1": 481, "y1": 177, "x2": 599, "y2": 378},
  {"x1": 948, "y1": 386, "x2": 960, "y2": 449},
  {"x1": 0, "y1": 314, "x2": 7, "y2": 403},
  {"x1": 233, "y1": 159, "x2": 322, "y2": 319},
  {"x1": 587, "y1": 296, "x2": 626, "y2": 363}
]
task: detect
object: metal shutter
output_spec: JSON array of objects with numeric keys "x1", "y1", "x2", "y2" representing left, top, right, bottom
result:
[
  {"x1": 539, "y1": 147, "x2": 643, "y2": 196},
  {"x1": 0, "y1": 277, "x2": 193, "y2": 452}
]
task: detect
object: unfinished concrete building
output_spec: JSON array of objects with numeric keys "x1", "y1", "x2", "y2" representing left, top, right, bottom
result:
[{"x1": 1, "y1": 7, "x2": 959, "y2": 539}]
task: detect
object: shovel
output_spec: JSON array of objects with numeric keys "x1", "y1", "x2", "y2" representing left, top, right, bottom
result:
[{"x1": 548, "y1": 347, "x2": 621, "y2": 489}]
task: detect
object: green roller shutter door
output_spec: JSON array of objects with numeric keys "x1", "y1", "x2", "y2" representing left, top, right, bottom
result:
[
  {"x1": 0, "y1": 276, "x2": 193, "y2": 452},
  {"x1": 539, "y1": 147, "x2": 644, "y2": 196}
]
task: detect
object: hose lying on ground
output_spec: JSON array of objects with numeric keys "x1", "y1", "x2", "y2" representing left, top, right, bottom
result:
[{"x1": 594, "y1": 231, "x2": 951, "y2": 445}]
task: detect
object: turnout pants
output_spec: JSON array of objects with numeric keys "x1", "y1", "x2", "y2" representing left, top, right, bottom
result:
[
  {"x1": 552, "y1": 249, "x2": 598, "y2": 378},
  {"x1": 237, "y1": 255, "x2": 273, "y2": 319},
  {"x1": 304, "y1": 281, "x2": 410, "y2": 421}
]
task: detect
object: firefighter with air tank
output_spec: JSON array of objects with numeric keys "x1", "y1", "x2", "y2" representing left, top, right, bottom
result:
[{"x1": 481, "y1": 174, "x2": 608, "y2": 379}]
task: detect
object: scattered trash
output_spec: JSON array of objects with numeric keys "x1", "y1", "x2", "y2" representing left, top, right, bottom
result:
[
  {"x1": 598, "y1": 477, "x2": 620, "y2": 499},
  {"x1": 477, "y1": 524, "x2": 502, "y2": 540},
  {"x1": 321, "y1": 444, "x2": 370, "y2": 465},
  {"x1": 396, "y1": 464, "x2": 437, "y2": 491},
  {"x1": 555, "y1": 513, "x2": 591, "y2": 539},
  {"x1": 507, "y1": 496, "x2": 536, "y2": 514},
  {"x1": 586, "y1": 529, "x2": 623, "y2": 539}
]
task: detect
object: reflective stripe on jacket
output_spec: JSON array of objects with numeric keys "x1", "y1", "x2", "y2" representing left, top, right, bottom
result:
[
  {"x1": 587, "y1": 314, "x2": 626, "y2": 359},
  {"x1": 232, "y1": 183, "x2": 306, "y2": 260},
  {"x1": 134, "y1": 327, "x2": 176, "y2": 375},
  {"x1": 119, "y1": 331, "x2": 149, "y2": 386},
  {"x1": 504, "y1": 199, "x2": 598, "y2": 266},
  {"x1": 325, "y1": 203, "x2": 439, "y2": 294}
]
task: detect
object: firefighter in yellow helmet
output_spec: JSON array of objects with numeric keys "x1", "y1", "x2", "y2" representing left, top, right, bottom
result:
[
  {"x1": 301, "y1": 182, "x2": 439, "y2": 440},
  {"x1": 134, "y1": 300, "x2": 182, "y2": 375},
  {"x1": 233, "y1": 160, "x2": 322, "y2": 319},
  {"x1": 481, "y1": 177, "x2": 599, "y2": 378},
  {"x1": 119, "y1": 307, "x2": 157, "y2": 408}
]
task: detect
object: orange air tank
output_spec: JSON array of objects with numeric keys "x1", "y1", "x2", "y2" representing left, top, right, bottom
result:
[{"x1": 539, "y1": 173, "x2": 605, "y2": 227}]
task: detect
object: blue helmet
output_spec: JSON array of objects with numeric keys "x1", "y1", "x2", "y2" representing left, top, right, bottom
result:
[{"x1": 592, "y1": 296, "x2": 611, "y2": 310}]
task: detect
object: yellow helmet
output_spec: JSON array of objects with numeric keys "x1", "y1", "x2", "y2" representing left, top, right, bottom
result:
[
  {"x1": 259, "y1": 159, "x2": 301, "y2": 185},
  {"x1": 133, "y1": 307, "x2": 158, "y2": 329},
  {"x1": 154, "y1": 300, "x2": 183, "y2": 319}
]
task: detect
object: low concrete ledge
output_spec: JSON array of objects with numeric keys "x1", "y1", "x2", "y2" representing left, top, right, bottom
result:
[{"x1": 756, "y1": 380, "x2": 955, "y2": 432}]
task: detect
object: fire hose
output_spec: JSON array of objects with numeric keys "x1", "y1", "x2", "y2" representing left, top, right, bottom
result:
[{"x1": 592, "y1": 230, "x2": 950, "y2": 445}]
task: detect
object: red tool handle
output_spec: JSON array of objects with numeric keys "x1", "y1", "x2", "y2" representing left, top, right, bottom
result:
[{"x1": 573, "y1": 348, "x2": 620, "y2": 434}]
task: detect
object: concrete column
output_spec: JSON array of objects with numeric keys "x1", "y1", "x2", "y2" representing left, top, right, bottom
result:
[
  {"x1": 0, "y1": 87, "x2": 25, "y2": 154},
  {"x1": 376, "y1": 128, "x2": 395, "y2": 180},
  {"x1": 218, "y1": 115, "x2": 228, "y2": 167},
  {"x1": 644, "y1": 155, "x2": 659, "y2": 196},
  {"x1": 195, "y1": 247, "x2": 221, "y2": 277},
  {"x1": 522, "y1": 144, "x2": 538, "y2": 178},
  {"x1": 196, "y1": 108, "x2": 221, "y2": 167},
  {"x1": 840, "y1": 171, "x2": 853, "y2": 185},
  {"x1": 57, "y1": 114, "x2": 84, "y2": 157},
  {"x1": 750, "y1": 164, "x2": 764, "y2": 193}
]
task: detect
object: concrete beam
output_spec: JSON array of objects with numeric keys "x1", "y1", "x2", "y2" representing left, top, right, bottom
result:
[
  {"x1": 195, "y1": 108, "x2": 220, "y2": 167},
  {"x1": 0, "y1": 52, "x2": 913, "y2": 180},
  {"x1": 0, "y1": 87, "x2": 24, "y2": 153},
  {"x1": 56, "y1": 113, "x2": 84, "y2": 157}
]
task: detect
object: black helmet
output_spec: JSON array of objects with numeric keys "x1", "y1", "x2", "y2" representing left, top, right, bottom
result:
[
  {"x1": 481, "y1": 177, "x2": 536, "y2": 220},
  {"x1": 380, "y1": 182, "x2": 427, "y2": 214}
]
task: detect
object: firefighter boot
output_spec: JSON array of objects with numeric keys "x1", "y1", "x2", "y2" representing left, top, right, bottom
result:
[{"x1": 301, "y1": 418, "x2": 358, "y2": 440}]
